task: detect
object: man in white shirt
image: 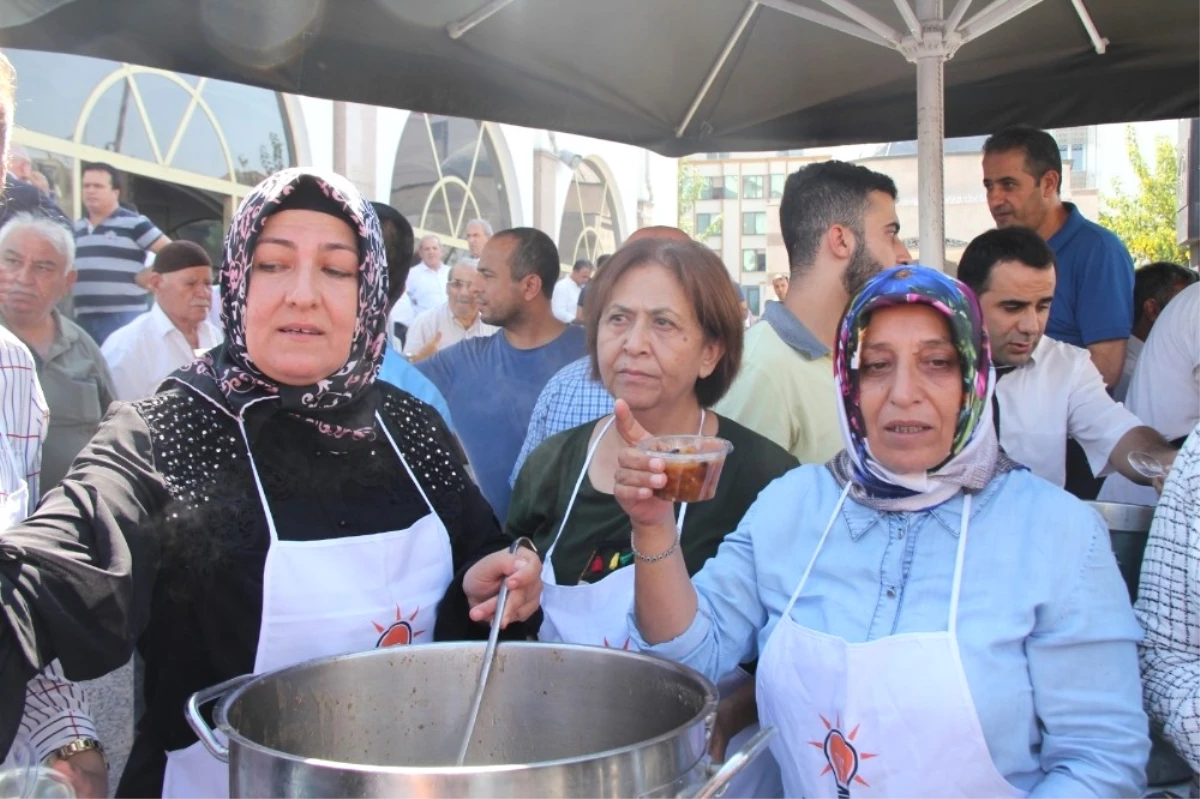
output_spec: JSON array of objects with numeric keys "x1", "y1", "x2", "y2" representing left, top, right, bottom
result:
[
  {"x1": 403, "y1": 259, "x2": 497, "y2": 361},
  {"x1": 102, "y1": 240, "x2": 222, "y2": 400},
  {"x1": 464, "y1": 218, "x2": 493, "y2": 258},
  {"x1": 957, "y1": 226, "x2": 1176, "y2": 488},
  {"x1": 551, "y1": 259, "x2": 592, "y2": 323},
  {"x1": 1114, "y1": 262, "x2": 1197, "y2": 402},
  {"x1": 404, "y1": 234, "x2": 450, "y2": 315},
  {"x1": 1101, "y1": 280, "x2": 1200, "y2": 505}
]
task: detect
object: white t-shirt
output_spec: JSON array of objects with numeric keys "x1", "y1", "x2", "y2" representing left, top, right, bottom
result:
[
  {"x1": 997, "y1": 335, "x2": 1142, "y2": 487},
  {"x1": 1100, "y1": 282, "x2": 1200, "y2": 505},
  {"x1": 551, "y1": 277, "x2": 582, "y2": 324},
  {"x1": 404, "y1": 262, "x2": 451, "y2": 316},
  {"x1": 101, "y1": 303, "x2": 223, "y2": 401}
]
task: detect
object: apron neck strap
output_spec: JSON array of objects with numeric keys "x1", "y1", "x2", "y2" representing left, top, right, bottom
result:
[
  {"x1": 781, "y1": 485, "x2": 973, "y2": 633},
  {"x1": 782, "y1": 481, "x2": 851, "y2": 619},
  {"x1": 544, "y1": 408, "x2": 707, "y2": 563},
  {"x1": 236, "y1": 410, "x2": 431, "y2": 544},
  {"x1": 946, "y1": 492, "x2": 971, "y2": 632},
  {"x1": 545, "y1": 416, "x2": 617, "y2": 562}
]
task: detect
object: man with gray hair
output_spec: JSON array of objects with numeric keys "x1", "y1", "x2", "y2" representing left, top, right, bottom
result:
[
  {"x1": 403, "y1": 258, "x2": 497, "y2": 362},
  {"x1": 404, "y1": 233, "x2": 450, "y2": 315},
  {"x1": 464, "y1": 218, "x2": 493, "y2": 258},
  {"x1": 0, "y1": 212, "x2": 115, "y2": 493}
]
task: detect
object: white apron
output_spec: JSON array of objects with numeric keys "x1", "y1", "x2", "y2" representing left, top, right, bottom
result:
[
  {"x1": 756, "y1": 486, "x2": 1025, "y2": 799},
  {"x1": 162, "y1": 411, "x2": 455, "y2": 798},
  {"x1": 538, "y1": 413, "x2": 782, "y2": 798}
]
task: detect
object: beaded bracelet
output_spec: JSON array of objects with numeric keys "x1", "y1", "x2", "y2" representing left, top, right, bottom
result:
[{"x1": 630, "y1": 529, "x2": 681, "y2": 562}]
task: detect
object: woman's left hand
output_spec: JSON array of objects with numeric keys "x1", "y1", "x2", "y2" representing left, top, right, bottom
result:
[{"x1": 464, "y1": 548, "x2": 543, "y2": 628}]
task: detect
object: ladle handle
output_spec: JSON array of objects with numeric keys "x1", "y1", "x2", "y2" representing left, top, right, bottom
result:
[
  {"x1": 692, "y1": 726, "x2": 777, "y2": 799},
  {"x1": 455, "y1": 536, "x2": 536, "y2": 766},
  {"x1": 185, "y1": 674, "x2": 255, "y2": 762}
]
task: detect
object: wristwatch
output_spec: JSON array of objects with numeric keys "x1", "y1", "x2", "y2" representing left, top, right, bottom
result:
[{"x1": 44, "y1": 737, "x2": 106, "y2": 769}]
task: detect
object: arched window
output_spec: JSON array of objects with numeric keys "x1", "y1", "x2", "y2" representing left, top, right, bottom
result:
[
  {"x1": 7, "y1": 49, "x2": 294, "y2": 188},
  {"x1": 558, "y1": 158, "x2": 621, "y2": 265},
  {"x1": 390, "y1": 114, "x2": 512, "y2": 249}
]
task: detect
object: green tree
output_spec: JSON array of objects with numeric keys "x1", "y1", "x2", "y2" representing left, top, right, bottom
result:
[
  {"x1": 677, "y1": 160, "x2": 722, "y2": 239},
  {"x1": 1099, "y1": 127, "x2": 1187, "y2": 264}
]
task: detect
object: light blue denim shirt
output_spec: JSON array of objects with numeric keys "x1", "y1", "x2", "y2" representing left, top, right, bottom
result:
[{"x1": 633, "y1": 465, "x2": 1149, "y2": 798}]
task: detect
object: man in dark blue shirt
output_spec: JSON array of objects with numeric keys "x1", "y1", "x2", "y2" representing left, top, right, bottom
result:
[
  {"x1": 982, "y1": 126, "x2": 1134, "y2": 389},
  {"x1": 419, "y1": 228, "x2": 585, "y2": 523}
]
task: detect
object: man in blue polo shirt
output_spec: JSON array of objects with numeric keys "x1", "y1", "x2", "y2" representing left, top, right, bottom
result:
[
  {"x1": 72, "y1": 163, "x2": 171, "y2": 344},
  {"x1": 419, "y1": 228, "x2": 585, "y2": 523},
  {"x1": 982, "y1": 126, "x2": 1134, "y2": 388}
]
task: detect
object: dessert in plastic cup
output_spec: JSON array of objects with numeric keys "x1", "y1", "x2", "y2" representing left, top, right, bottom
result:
[{"x1": 637, "y1": 435, "x2": 735, "y2": 503}]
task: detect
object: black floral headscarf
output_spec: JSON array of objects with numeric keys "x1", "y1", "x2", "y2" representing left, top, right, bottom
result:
[{"x1": 171, "y1": 168, "x2": 388, "y2": 440}]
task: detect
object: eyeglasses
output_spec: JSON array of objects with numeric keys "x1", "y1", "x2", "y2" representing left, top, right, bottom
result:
[{"x1": 448, "y1": 280, "x2": 474, "y2": 291}]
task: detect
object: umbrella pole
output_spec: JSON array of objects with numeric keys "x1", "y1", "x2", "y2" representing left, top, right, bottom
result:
[{"x1": 914, "y1": 0, "x2": 946, "y2": 269}]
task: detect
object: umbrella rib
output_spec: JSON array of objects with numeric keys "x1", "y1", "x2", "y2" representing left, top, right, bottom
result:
[
  {"x1": 945, "y1": 0, "x2": 975, "y2": 31},
  {"x1": 1067, "y1": 0, "x2": 1108, "y2": 54},
  {"x1": 958, "y1": 0, "x2": 1044, "y2": 43},
  {"x1": 675, "y1": 1, "x2": 759, "y2": 138},
  {"x1": 891, "y1": 0, "x2": 924, "y2": 38},
  {"x1": 446, "y1": 0, "x2": 518, "y2": 40},
  {"x1": 756, "y1": 0, "x2": 892, "y2": 48},
  {"x1": 816, "y1": 0, "x2": 903, "y2": 44}
]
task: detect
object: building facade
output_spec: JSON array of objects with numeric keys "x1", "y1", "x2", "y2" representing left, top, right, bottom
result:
[
  {"x1": 7, "y1": 48, "x2": 679, "y2": 274},
  {"x1": 682, "y1": 130, "x2": 1112, "y2": 314}
]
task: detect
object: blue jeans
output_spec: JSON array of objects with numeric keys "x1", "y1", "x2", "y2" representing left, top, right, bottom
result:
[{"x1": 75, "y1": 310, "x2": 144, "y2": 346}]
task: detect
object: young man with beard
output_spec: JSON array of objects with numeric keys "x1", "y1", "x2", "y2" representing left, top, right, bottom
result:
[{"x1": 715, "y1": 160, "x2": 910, "y2": 462}]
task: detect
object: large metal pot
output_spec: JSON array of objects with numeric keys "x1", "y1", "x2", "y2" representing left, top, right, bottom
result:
[
  {"x1": 1086, "y1": 500, "x2": 1156, "y2": 601},
  {"x1": 187, "y1": 642, "x2": 771, "y2": 798}
]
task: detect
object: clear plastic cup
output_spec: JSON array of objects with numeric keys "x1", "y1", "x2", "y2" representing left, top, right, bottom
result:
[
  {"x1": 0, "y1": 734, "x2": 75, "y2": 798},
  {"x1": 637, "y1": 435, "x2": 734, "y2": 503}
]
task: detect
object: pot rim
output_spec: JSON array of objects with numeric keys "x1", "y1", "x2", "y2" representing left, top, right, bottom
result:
[{"x1": 213, "y1": 640, "x2": 719, "y2": 774}]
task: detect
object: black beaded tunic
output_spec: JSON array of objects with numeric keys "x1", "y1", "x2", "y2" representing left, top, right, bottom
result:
[{"x1": 0, "y1": 382, "x2": 521, "y2": 797}]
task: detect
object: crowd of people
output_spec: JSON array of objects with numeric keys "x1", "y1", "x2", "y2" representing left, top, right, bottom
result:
[{"x1": 0, "y1": 47, "x2": 1198, "y2": 799}]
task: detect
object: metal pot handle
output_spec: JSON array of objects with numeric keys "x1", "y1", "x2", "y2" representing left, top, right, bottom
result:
[
  {"x1": 691, "y1": 726, "x2": 777, "y2": 799},
  {"x1": 184, "y1": 674, "x2": 255, "y2": 762}
]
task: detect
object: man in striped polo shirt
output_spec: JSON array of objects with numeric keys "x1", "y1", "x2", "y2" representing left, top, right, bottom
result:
[{"x1": 72, "y1": 163, "x2": 170, "y2": 344}]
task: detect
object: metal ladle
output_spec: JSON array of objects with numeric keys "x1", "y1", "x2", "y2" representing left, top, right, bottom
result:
[
  {"x1": 1128, "y1": 451, "x2": 1167, "y2": 481},
  {"x1": 456, "y1": 537, "x2": 534, "y2": 766}
]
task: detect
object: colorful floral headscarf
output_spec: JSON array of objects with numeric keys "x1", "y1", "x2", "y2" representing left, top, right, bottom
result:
[
  {"x1": 171, "y1": 168, "x2": 389, "y2": 441},
  {"x1": 829, "y1": 265, "x2": 1019, "y2": 511}
]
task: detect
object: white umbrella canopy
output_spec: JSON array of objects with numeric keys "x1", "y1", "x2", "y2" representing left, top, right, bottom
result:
[{"x1": 3, "y1": 0, "x2": 1196, "y2": 262}]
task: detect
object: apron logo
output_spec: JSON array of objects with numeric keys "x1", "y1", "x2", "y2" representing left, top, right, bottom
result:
[
  {"x1": 808, "y1": 714, "x2": 876, "y2": 798},
  {"x1": 372, "y1": 604, "x2": 424, "y2": 647},
  {"x1": 602, "y1": 636, "x2": 631, "y2": 650}
]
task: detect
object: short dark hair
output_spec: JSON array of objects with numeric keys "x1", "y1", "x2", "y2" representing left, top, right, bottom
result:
[
  {"x1": 595, "y1": 254, "x2": 611, "y2": 269},
  {"x1": 82, "y1": 162, "x2": 122, "y2": 192},
  {"x1": 983, "y1": 126, "x2": 1063, "y2": 195},
  {"x1": 957, "y1": 227, "x2": 1055, "y2": 295},
  {"x1": 583, "y1": 238, "x2": 743, "y2": 407},
  {"x1": 370, "y1": 202, "x2": 415, "y2": 308},
  {"x1": 494, "y1": 227, "x2": 560, "y2": 299},
  {"x1": 779, "y1": 160, "x2": 898, "y2": 275},
  {"x1": 0, "y1": 51, "x2": 14, "y2": 180},
  {"x1": 1134, "y1": 261, "x2": 1198, "y2": 323},
  {"x1": 572, "y1": 259, "x2": 593, "y2": 272}
]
